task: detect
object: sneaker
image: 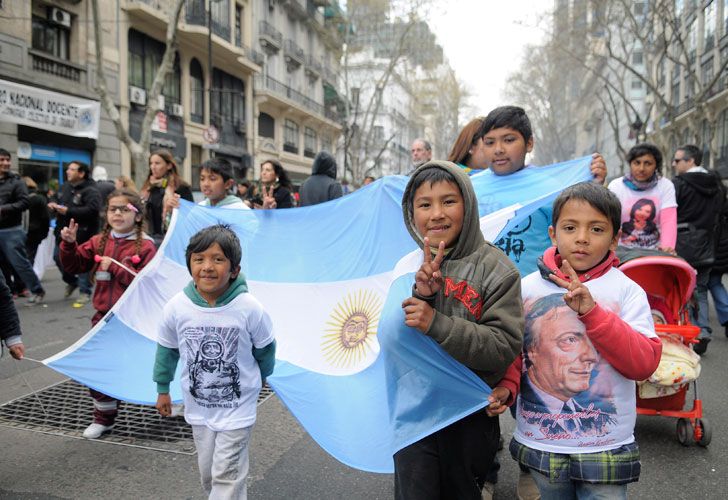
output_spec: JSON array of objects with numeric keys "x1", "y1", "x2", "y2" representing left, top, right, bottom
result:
[
  {"x1": 517, "y1": 469, "x2": 541, "y2": 500},
  {"x1": 73, "y1": 294, "x2": 91, "y2": 307},
  {"x1": 82, "y1": 422, "x2": 114, "y2": 439},
  {"x1": 693, "y1": 338, "x2": 710, "y2": 356},
  {"x1": 481, "y1": 481, "x2": 495, "y2": 500},
  {"x1": 25, "y1": 293, "x2": 45, "y2": 306},
  {"x1": 64, "y1": 283, "x2": 78, "y2": 299}
]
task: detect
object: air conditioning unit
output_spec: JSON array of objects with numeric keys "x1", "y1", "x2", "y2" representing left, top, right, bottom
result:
[
  {"x1": 48, "y1": 7, "x2": 72, "y2": 28},
  {"x1": 170, "y1": 103, "x2": 184, "y2": 117},
  {"x1": 129, "y1": 86, "x2": 147, "y2": 106}
]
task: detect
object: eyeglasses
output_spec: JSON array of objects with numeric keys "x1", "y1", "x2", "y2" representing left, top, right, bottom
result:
[
  {"x1": 672, "y1": 157, "x2": 686, "y2": 163},
  {"x1": 107, "y1": 205, "x2": 133, "y2": 214}
]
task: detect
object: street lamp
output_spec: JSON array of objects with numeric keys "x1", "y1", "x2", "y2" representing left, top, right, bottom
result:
[{"x1": 207, "y1": 0, "x2": 223, "y2": 129}]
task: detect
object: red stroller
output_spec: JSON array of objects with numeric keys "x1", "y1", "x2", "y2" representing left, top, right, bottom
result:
[{"x1": 618, "y1": 248, "x2": 711, "y2": 447}]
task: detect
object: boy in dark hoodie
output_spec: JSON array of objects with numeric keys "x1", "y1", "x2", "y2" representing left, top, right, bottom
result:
[
  {"x1": 299, "y1": 151, "x2": 343, "y2": 206},
  {"x1": 397, "y1": 161, "x2": 524, "y2": 500},
  {"x1": 495, "y1": 182, "x2": 661, "y2": 498},
  {"x1": 154, "y1": 225, "x2": 275, "y2": 499}
]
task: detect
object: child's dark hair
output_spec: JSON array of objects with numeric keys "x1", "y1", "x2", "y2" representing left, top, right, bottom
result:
[
  {"x1": 483, "y1": 106, "x2": 532, "y2": 143},
  {"x1": 552, "y1": 182, "x2": 622, "y2": 236},
  {"x1": 406, "y1": 166, "x2": 461, "y2": 218},
  {"x1": 94, "y1": 189, "x2": 145, "y2": 281},
  {"x1": 200, "y1": 157, "x2": 235, "y2": 182},
  {"x1": 626, "y1": 143, "x2": 663, "y2": 174},
  {"x1": 185, "y1": 224, "x2": 242, "y2": 276}
]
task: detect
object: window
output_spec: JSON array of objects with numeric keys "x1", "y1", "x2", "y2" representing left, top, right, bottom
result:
[
  {"x1": 632, "y1": 50, "x2": 643, "y2": 65},
  {"x1": 211, "y1": 69, "x2": 245, "y2": 126},
  {"x1": 304, "y1": 127, "x2": 317, "y2": 158},
  {"x1": 258, "y1": 112, "x2": 275, "y2": 138},
  {"x1": 687, "y1": 21, "x2": 697, "y2": 60},
  {"x1": 724, "y1": 0, "x2": 728, "y2": 35},
  {"x1": 704, "y1": 1, "x2": 716, "y2": 48},
  {"x1": 633, "y1": 1, "x2": 646, "y2": 15},
  {"x1": 703, "y1": 58, "x2": 714, "y2": 84},
  {"x1": 191, "y1": 144, "x2": 203, "y2": 192},
  {"x1": 718, "y1": 108, "x2": 728, "y2": 157},
  {"x1": 32, "y1": 15, "x2": 70, "y2": 59},
  {"x1": 631, "y1": 78, "x2": 643, "y2": 89},
  {"x1": 351, "y1": 87, "x2": 360, "y2": 107},
  {"x1": 235, "y1": 4, "x2": 243, "y2": 47},
  {"x1": 284, "y1": 119, "x2": 299, "y2": 153},
  {"x1": 190, "y1": 58, "x2": 204, "y2": 123},
  {"x1": 211, "y1": 0, "x2": 231, "y2": 40},
  {"x1": 128, "y1": 30, "x2": 181, "y2": 104},
  {"x1": 702, "y1": 119, "x2": 711, "y2": 166},
  {"x1": 672, "y1": 81, "x2": 680, "y2": 107}
]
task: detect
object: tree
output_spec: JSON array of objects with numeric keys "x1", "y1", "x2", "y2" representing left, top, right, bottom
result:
[{"x1": 91, "y1": 0, "x2": 186, "y2": 185}]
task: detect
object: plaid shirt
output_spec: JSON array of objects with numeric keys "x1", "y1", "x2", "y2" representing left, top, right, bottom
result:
[{"x1": 509, "y1": 438, "x2": 641, "y2": 485}]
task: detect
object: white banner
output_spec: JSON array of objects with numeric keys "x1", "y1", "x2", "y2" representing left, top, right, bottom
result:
[{"x1": 0, "y1": 79, "x2": 100, "y2": 139}]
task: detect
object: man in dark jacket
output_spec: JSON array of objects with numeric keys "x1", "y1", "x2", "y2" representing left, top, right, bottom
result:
[
  {"x1": 672, "y1": 144, "x2": 724, "y2": 354},
  {"x1": 0, "y1": 271, "x2": 24, "y2": 359},
  {"x1": 0, "y1": 149, "x2": 46, "y2": 304},
  {"x1": 299, "y1": 151, "x2": 343, "y2": 207},
  {"x1": 48, "y1": 160, "x2": 102, "y2": 305}
]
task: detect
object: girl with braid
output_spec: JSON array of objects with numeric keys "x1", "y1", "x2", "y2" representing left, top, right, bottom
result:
[{"x1": 59, "y1": 189, "x2": 157, "y2": 439}]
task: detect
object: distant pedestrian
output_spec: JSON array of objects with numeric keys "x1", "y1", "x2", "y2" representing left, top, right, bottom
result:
[
  {"x1": 48, "y1": 160, "x2": 102, "y2": 306},
  {"x1": 154, "y1": 225, "x2": 276, "y2": 499},
  {"x1": 22, "y1": 176, "x2": 50, "y2": 264},
  {"x1": 141, "y1": 149, "x2": 193, "y2": 245},
  {"x1": 0, "y1": 148, "x2": 46, "y2": 305},
  {"x1": 236, "y1": 179, "x2": 253, "y2": 207},
  {"x1": 93, "y1": 166, "x2": 116, "y2": 202},
  {"x1": 672, "y1": 144, "x2": 724, "y2": 355},
  {"x1": 254, "y1": 160, "x2": 294, "y2": 209},
  {"x1": 299, "y1": 151, "x2": 343, "y2": 207},
  {"x1": 59, "y1": 189, "x2": 156, "y2": 439},
  {"x1": 362, "y1": 176, "x2": 376, "y2": 186},
  {"x1": 0, "y1": 271, "x2": 25, "y2": 360},
  {"x1": 408, "y1": 138, "x2": 432, "y2": 174}
]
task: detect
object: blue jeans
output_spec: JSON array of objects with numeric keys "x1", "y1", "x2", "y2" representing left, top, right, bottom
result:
[
  {"x1": 53, "y1": 240, "x2": 91, "y2": 295},
  {"x1": 708, "y1": 272, "x2": 728, "y2": 326},
  {"x1": 529, "y1": 469, "x2": 628, "y2": 500},
  {"x1": 691, "y1": 267, "x2": 712, "y2": 340},
  {"x1": 0, "y1": 227, "x2": 43, "y2": 294}
]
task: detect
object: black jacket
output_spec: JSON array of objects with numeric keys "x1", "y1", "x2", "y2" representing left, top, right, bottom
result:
[
  {"x1": 0, "y1": 172, "x2": 29, "y2": 229},
  {"x1": 299, "y1": 152, "x2": 343, "y2": 207},
  {"x1": 54, "y1": 178, "x2": 102, "y2": 244},
  {"x1": 0, "y1": 272, "x2": 21, "y2": 348},
  {"x1": 145, "y1": 183, "x2": 193, "y2": 237},
  {"x1": 26, "y1": 188, "x2": 50, "y2": 242},
  {"x1": 96, "y1": 180, "x2": 116, "y2": 204}
]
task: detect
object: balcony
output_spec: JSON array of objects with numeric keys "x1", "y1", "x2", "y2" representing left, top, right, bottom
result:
[
  {"x1": 284, "y1": 39, "x2": 304, "y2": 70},
  {"x1": 29, "y1": 49, "x2": 86, "y2": 83},
  {"x1": 259, "y1": 20, "x2": 282, "y2": 54},
  {"x1": 185, "y1": 0, "x2": 206, "y2": 26},
  {"x1": 284, "y1": 0, "x2": 307, "y2": 20},
  {"x1": 256, "y1": 74, "x2": 325, "y2": 117},
  {"x1": 306, "y1": 0, "x2": 325, "y2": 27},
  {"x1": 322, "y1": 65, "x2": 337, "y2": 86},
  {"x1": 249, "y1": 48, "x2": 265, "y2": 67},
  {"x1": 305, "y1": 55, "x2": 321, "y2": 80}
]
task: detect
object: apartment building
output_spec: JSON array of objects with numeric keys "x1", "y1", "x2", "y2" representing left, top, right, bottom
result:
[{"x1": 252, "y1": 0, "x2": 344, "y2": 185}]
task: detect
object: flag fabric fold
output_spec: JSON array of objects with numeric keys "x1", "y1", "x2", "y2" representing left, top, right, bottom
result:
[{"x1": 43, "y1": 157, "x2": 592, "y2": 472}]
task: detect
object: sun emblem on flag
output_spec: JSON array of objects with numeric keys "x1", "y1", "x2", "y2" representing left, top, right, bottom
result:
[{"x1": 322, "y1": 289, "x2": 382, "y2": 368}]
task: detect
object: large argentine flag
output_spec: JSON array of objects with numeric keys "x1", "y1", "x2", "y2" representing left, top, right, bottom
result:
[{"x1": 44, "y1": 157, "x2": 592, "y2": 472}]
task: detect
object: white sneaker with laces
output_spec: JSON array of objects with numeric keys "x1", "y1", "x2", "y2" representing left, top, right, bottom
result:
[{"x1": 82, "y1": 422, "x2": 114, "y2": 439}]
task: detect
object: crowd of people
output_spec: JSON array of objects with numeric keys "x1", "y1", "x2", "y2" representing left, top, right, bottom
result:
[{"x1": 1, "y1": 103, "x2": 727, "y2": 500}]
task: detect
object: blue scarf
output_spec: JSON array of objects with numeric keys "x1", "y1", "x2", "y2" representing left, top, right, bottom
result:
[{"x1": 622, "y1": 172, "x2": 658, "y2": 191}]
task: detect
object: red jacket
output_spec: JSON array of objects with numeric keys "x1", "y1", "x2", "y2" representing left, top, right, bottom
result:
[{"x1": 60, "y1": 232, "x2": 157, "y2": 325}]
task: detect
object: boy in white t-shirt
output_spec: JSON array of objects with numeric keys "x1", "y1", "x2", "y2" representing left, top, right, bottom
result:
[
  {"x1": 154, "y1": 225, "x2": 275, "y2": 499},
  {"x1": 492, "y1": 183, "x2": 662, "y2": 498}
]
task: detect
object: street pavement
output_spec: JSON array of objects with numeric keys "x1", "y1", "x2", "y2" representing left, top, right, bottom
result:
[{"x1": 1, "y1": 268, "x2": 727, "y2": 499}]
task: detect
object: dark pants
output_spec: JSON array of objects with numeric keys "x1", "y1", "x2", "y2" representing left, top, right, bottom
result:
[
  {"x1": 53, "y1": 240, "x2": 91, "y2": 295},
  {"x1": 394, "y1": 409, "x2": 500, "y2": 500},
  {"x1": 0, "y1": 227, "x2": 43, "y2": 294}
]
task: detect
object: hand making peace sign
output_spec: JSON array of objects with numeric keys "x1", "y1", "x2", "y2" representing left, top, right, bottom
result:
[
  {"x1": 261, "y1": 185, "x2": 277, "y2": 209},
  {"x1": 60, "y1": 218, "x2": 78, "y2": 243},
  {"x1": 548, "y1": 259, "x2": 596, "y2": 316},
  {"x1": 415, "y1": 237, "x2": 445, "y2": 297}
]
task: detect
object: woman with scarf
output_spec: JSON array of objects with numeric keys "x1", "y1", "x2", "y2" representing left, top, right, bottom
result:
[
  {"x1": 608, "y1": 143, "x2": 677, "y2": 251},
  {"x1": 139, "y1": 149, "x2": 193, "y2": 246},
  {"x1": 254, "y1": 159, "x2": 294, "y2": 209}
]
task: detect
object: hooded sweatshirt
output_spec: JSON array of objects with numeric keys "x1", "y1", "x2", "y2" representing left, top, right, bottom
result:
[
  {"x1": 673, "y1": 169, "x2": 723, "y2": 232},
  {"x1": 299, "y1": 151, "x2": 343, "y2": 207},
  {"x1": 402, "y1": 161, "x2": 524, "y2": 387}
]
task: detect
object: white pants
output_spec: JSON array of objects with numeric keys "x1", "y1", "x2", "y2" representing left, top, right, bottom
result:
[{"x1": 192, "y1": 424, "x2": 253, "y2": 500}]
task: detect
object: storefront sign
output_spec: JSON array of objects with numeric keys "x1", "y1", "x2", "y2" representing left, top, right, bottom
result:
[{"x1": 0, "y1": 79, "x2": 101, "y2": 139}]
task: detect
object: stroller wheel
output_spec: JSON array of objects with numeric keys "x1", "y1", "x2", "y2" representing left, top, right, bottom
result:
[
  {"x1": 696, "y1": 418, "x2": 712, "y2": 447},
  {"x1": 677, "y1": 418, "x2": 694, "y2": 446}
]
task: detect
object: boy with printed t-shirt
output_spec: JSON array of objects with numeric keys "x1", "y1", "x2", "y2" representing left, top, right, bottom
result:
[
  {"x1": 494, "y1": 183, "x2": 661, "y2": 499},
  {"x1": 154, "y1": 225, "x2": 275, "y2": 499}
]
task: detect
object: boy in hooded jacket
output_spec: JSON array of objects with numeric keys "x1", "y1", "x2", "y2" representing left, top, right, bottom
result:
[{"x1": 397, "y1": 161, "x2": 524, "y2": 500}]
